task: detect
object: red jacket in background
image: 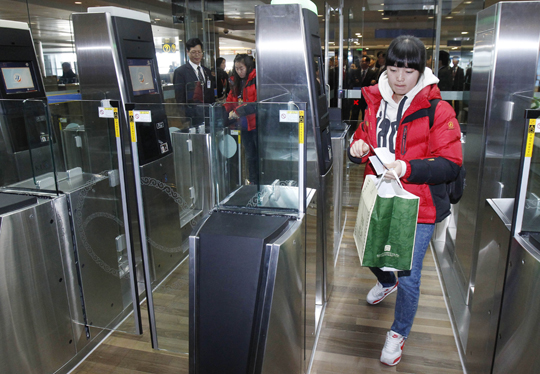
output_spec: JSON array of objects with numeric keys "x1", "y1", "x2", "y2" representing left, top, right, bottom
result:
[
  {"x1": 224, "y1": 69, "x2": 257, "y2": 131},
  {"x1": 350, "y1": 83, "x2": 463, "y2": 224}
]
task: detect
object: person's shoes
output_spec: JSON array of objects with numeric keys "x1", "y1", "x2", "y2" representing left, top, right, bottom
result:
[
  {"x1": 380, "y1": 330, "x2": 405, "y2": 366},
  {"x1": 366, "y1": 280, "x2": 398, "y2": 305}
]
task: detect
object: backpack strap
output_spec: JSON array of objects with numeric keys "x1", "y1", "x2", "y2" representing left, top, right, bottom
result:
[
  {"x1": 428, "y1": 99, "x2": 440, "y2": 129},
  {"x1": 401, "y1": 99, "x2": 440, "y2": 127}
]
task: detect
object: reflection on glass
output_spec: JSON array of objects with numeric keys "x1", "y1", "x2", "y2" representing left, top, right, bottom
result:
[
  {"x1": 0, "y1": 99, "x2": 61, "y2": 191},
  {"x1": 211, "y1": 102, "x2": 305, "y2": 215}
]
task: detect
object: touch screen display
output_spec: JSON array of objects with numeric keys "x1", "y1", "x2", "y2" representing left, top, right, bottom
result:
[
  {"x1": 127, "y1": 59, "x2": 158, "y2": 96},
  {"x1": 1, "y1": 62, "x2": 37, "y2": 94}
]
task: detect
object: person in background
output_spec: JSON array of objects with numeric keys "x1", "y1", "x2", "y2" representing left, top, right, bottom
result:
[
  {"x1": 173, "y1": 38, "x2": 214, "y2": 125},
  {"x1": 375, "y1": 52, "x2": 387, "y2": 81},
  {"x1": 349, "y1": 35, "x2": 462, "y2": 367},
  {"x1": 437, "y1": 50, "x2": 453, "y2": 92},
  {"x1": 60, "y1": 62, "x2": 77, "y2": 84},
  {"x1": 224, "y1": 54, "x2": 258, "y2": 185},
  {"x1": 216, "y1": 57, "x2": 230, "y2": 102},
  {"x1": 451, "y1": 56, "x2": 465, "y2": 119},
  {"x1": 351, "y1": 55, "x2": 377, "y2": 122}
]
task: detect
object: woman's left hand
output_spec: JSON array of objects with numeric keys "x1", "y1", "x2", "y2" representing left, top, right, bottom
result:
[{"x1": 383, "y1": 161, "x2": 402, "y2": 180}]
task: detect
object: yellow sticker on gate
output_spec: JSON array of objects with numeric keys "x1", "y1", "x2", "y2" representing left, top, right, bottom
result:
[
  {"x1": 129, "y1": 111, "x2": 137, "y2": 143},
  {"x1": 299, "y1": 110, "x2": 305, "y2": 144}
]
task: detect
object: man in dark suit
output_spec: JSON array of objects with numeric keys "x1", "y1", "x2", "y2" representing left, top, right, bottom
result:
[
  {"x1": 350, "y1": 55, "x2": 376, "y2": 121},
  {"x1": 173, "y1": 38, "x2": 214, "y2": 125},
  {"x1": 451, "y1": 56, "x2": 465, "y2": 118}
]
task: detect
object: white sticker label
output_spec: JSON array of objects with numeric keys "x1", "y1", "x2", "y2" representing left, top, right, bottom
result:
[
  {"x1": 279, "y1": 110, "x2": 300, "y2": 123},
  {"x1": 98, "y1": 107, "x2": 115, "y2": 118},
  {"x1": 133, "y1": 110, "x2": 152, "y2": 123},
  {"x1": 536, "y1": 118, "x2": 540, "y2": 133},
  {"x1": 230, "y1": 130, "x2": 239, "y2": 136}
]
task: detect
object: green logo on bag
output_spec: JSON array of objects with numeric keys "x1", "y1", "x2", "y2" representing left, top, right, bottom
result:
[{"x1": 377, "y1": 245, "x2": 399, "y2": 258}]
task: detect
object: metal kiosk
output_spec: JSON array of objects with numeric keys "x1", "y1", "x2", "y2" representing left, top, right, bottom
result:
[
  {"x1": 190, "y1": 3, "x2": 333, "y2": 374},
  {"x1": 0, "y1": 20, "x2": 87, "y2": 374}
]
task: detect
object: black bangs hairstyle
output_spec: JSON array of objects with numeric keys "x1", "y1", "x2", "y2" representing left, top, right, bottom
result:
[{"x1": 386, "y1": 35, "x2": 426, "y2": 74}]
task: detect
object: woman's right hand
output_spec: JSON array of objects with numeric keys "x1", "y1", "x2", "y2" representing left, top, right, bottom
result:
[{"x1": 350, "y1": 139, "x2": 370, "y2": 158}]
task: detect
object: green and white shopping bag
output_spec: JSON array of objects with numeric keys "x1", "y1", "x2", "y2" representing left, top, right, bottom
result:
[{"x1": 353, "y1": 170, "x2": 419, "y2": 271}]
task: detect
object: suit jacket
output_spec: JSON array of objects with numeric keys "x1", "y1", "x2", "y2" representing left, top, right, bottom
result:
[
  {"x1": 451, "y1": 66, "x2": 465, "y2": 91},
  {"x1": 353, "y1": 68, "x2": 377, "y2": 88},
  {"x1": 173, "y1": 63, "x2": 215, "y2": 104},
  {"x1": 437, "y1": 66, "x2": 453, "y2": 91}
]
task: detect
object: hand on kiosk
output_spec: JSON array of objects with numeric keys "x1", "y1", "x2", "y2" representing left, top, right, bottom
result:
[{"x1": 350, "y1": 139, "x2": 369, "y2": 158}]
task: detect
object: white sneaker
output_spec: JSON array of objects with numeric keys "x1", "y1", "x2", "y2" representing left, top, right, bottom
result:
[
  {"x1": 380, "y1": 330, "x2": 405, "y2": 366},
  {"x1": 366, "y1": 280, "x2": 398, "y2": 305}
]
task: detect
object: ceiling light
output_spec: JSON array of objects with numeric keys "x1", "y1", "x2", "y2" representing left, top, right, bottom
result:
[
  {"x1": 461, "y1": 31, "x2": 468, "y2": 34},
  {"x1": 382, "y1": 17, "x2": 389, "y2": 20},
  {"x1": 378, "y1": 10, "x2": 383, "y2": 12},
  {"x1": 248, "y1": 21, "x2": 254, "y2": 23},
  {"x1": 74, "y1": 1, "x2": 82, "y2": 4},
  {"x1": 452, "y1": 47, "x2": 458, "y2": 50},
  {"x1": 155, "y1": 18, "x2": 160, "y2": 21},
  {"x1": 446, "y1": 16, "x2": 453, "y2": 19},
  {"x1": 465, "y1": 1, "x2": 472, "y2": 3},
  {"x1": 428, "y1": 16, "x2": 434, "y2": 19}
]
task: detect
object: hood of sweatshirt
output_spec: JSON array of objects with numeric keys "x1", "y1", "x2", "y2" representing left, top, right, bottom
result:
[
  {"x1": 376, "y1": 67, "x2": 439, "y2": 123},
  {"x1": 369, "y1": 67, "x2": 440, "y2": 153}
]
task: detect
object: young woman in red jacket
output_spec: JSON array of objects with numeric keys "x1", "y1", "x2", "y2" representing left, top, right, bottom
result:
[
  {"x1": 224, "y1": 54, "x2": 258, "y2": 184},
  {"x1": 349, "y1": 35, "x2": 463, "y2": 366}
]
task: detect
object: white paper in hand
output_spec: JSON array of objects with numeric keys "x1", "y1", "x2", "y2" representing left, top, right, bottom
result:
[{"x1": 368, "y1": 146, "x2": 395, "y2": 175}]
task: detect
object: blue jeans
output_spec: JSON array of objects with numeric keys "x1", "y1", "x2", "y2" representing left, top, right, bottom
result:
[{"x1": 369, "y1": 223, "x2": 435, "y2": 338}]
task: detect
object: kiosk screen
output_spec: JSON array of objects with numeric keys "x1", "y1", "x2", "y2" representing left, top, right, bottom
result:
[
  {"x1": 127, "y1": 59, "x2": 158, "y2": 96},
  {"x1": 1, "y1": 62, "x2": 38, "y2": 95}
]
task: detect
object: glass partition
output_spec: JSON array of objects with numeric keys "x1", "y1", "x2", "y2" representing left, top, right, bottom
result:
[
  {"x1": 0, "y1": 99, "x2": 60, "y2": 193},
  {"x1": 124, "y1": 102, "x2": 212, "y2": 353},
  {"x1": 47, "y1": 99, "x2": 141, "y2": 335},
  {"x1": 0, "y1": 98, "x2": 142, "y2": 335},
  {"x1": 211, "y1": 101, "x2": 307, "y2": 216}
]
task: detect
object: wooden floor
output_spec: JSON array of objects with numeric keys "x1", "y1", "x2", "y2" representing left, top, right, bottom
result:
[{"x1": 71, "y1": 163, "x2": 463, "y2": 374}]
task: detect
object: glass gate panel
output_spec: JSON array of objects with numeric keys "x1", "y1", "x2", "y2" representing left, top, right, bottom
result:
[
  {"x1": 45, "y1": 99, "x2": 142, "y2": 335},
  {"x1": 125, "y1": 102, "x2": 213, "y2": 353}
]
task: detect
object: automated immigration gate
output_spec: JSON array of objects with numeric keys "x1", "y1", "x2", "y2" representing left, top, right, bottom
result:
[
  {"x1": 0, "y1": 20, "x2": 95, "y2": 374},
  {"x1": 72, "y1": 7, "x2": 197, "y2": 348},
  {"x1": 256, "y1": 1, "x2": 334, "y2": 355},
  {"x1": 189, "y1": 3, "x2": 333, "y2": 374}
]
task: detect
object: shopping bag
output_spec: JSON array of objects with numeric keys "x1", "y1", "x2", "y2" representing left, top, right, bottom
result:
[{"x1": 353, "y1": 170, "x2": 419, "y2": 271}]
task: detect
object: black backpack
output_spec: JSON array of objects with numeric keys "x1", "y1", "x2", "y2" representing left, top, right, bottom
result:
[{"x1": 426, "y1": 99, "x2": 466, "y2": 204}]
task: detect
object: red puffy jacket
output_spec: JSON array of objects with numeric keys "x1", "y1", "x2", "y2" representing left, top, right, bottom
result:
[
  {"x1": 350, "y1": 83, "x2": 463, "y2": 223},
  {"x1": 224, "y1": 69, "x2": 257, "y2": 131}
]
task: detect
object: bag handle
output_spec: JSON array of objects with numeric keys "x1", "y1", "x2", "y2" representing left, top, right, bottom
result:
[{"x1": 377, "y1": 169, "x2": 404, "y2": 190}]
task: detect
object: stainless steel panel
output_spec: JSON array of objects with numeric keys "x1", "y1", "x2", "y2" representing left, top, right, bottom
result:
[
  {"x1": 455, "y1": 1, "x2": 540, "y2": 297},
  {"x1": 493, "y1": 235, "x2": 540, "y2": 373},
  {"x1": 304, "y1": 189, "x2": 317, "y2": 371},
  {"x1": 466, "y1": 199, "x2": 512, "y2": 373},
  {"x1": 140, "y1": 153, "x2": 192, "y2": 284},
  {"x1": 321, "y1": 168, "x2": 334, "y2": 303},
  {"x1": 261, "y1": 218, "x2": 304, "y2": 374},
  {"x1": 0, "y1": 196, "x2": 76, "y2": 374}
]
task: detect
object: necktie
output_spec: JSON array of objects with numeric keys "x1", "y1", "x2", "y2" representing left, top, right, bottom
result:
[
  {"x1": 361, "y1": 69, "x2": 366, "y2": 80},
  {"x1": 197, "y1": 66, "x2": 204, "y2": 82}
]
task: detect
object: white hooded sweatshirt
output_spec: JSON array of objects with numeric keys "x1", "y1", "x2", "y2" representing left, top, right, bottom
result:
[{"x1": 375, "y1": 67, "x2": 439, "y2": 176}]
